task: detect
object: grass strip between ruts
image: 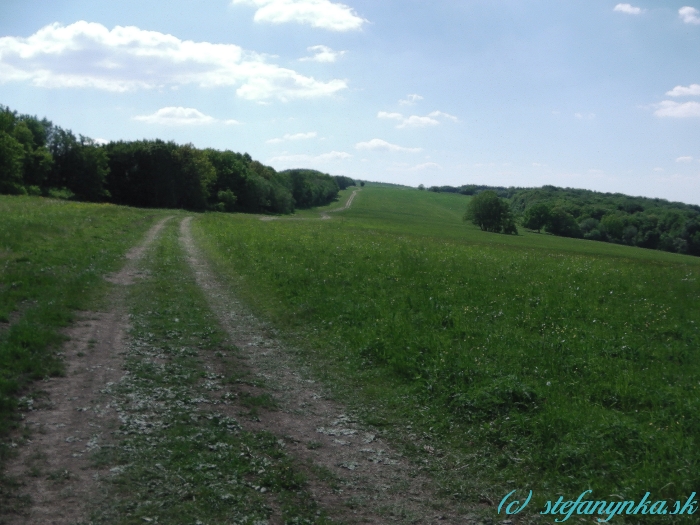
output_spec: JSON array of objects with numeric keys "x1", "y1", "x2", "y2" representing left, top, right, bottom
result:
[{"x1": 91, "y1": 219, "x2": 331, "y2": 525}]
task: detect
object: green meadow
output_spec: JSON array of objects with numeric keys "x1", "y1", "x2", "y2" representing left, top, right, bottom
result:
[{"x1": 196, "y1": 184, "x2": 700, "y2": 508}]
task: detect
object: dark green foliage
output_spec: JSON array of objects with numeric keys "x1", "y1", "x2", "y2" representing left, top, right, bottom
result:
[
  {"x1": 513, "y1": 186, "x2": 700, "y2": 255},
  {"x1": 430, "y1": 184, "x2": 520, "y2": 198},
  {"x1": 0, "y1": 131, "x2": 25, "y2": 194},
  {"x1": 105, "y1": 140, "x2": 214, "y2": 211},
  {"x1": 281, "y1": 169, "x2": 341, "y2": 208},
  {"x1": 216, "y1": 189, "x2": 238, "y2": 212},
  {"x1": 0, "y1": 105, "x2": 342, "y2": 216},
  {"x1": 333, "y1": 175, "x2": 356, "y2": 190},
  {"x1": 522, "y1": 203, "x2": 551, "y2": 233},
  {"x1": 464, "y1": 190, "x2": 518, "y2": 234},
  {"x1": 546, "y1": 207, "x2": 582, "y2": 238}
]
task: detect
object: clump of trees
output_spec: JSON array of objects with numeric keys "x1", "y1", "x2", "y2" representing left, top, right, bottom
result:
[
  {"x1": 0, "y1": 105, "x2": 355, "y2": 214},
  {"x1": 464, "y1": 190, "x2": 518, "y2": 234},
  {"x1": 514, "y1": 186, "x2": 700, "y2": 255},
  {"x1": 432, "y1": 182, "x2": 700, "y2": 257}
]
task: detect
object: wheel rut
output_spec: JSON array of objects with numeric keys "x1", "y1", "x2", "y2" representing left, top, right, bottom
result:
[
  {"x1": 3, "y1": 217, "x2": 172, "y2": 525},
  {"x1": 179, "y1": 216, "x2": 468, "y2": 525}
]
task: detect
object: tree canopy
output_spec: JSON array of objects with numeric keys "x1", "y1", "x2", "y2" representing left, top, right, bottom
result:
[
  {"x1": 0, "y1": 105, "x2": 355, "y2": 215},
  {"x1": 464, "y1": 191, "x2": 518, "y2": 235}
]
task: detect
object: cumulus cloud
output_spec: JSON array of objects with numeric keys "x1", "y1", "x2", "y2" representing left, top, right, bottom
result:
[
  {"x1": 299, "y1": 45, "x2": 345, "y2": 63},
  {"x1": 268, "y1": 150, "x2": 352, "y2": 164},
  {"x1": 679, "y1": 6, "x2": 700, "y2": 24},
  {"x1": 399, "y1": 93, "x2": 423, "y2": 106},
  {"x1": 654, "y1": 100, "x2": 700, "y2": 117},
  {"x1": 232, "y1": 0, "x2": 366, "y2": 31},
  {"x1": 0, "y1": 21, "x2": 347, "y2": 101},
  {"x1": 613, "y1": 3, "x2": 644, "y2": 15},
  {"x1": 676, "y1": 156, "x2": 694, "y2": 163},
  {"x1": 266, "y1": 131, "x2": 317, "y2": 143},
  {"x1": 377, "y1": 110, "x2": 458, "y2": 129},
  {"x1": 666, "y1": 84, "x2": 700, "y2": 96},
  {"x1": 134, "y1": 107, "x2": 240, "y2": 125},
  {"x1": 355, "y1": 139, "x2": 422, "y2": 153}
]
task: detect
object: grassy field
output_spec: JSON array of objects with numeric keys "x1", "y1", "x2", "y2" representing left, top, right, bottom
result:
[
  {"x1": 196, "y1": 184, "x2": 700, "y2": 515},
  {"x1": 0, "y1": 196, "x2": 167, "y2": 445}
]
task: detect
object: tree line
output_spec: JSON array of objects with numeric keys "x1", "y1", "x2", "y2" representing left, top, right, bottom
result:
[
  {"x1": 0, "y1": 105, "x2": 354, "y2": 214},
  {"x1": 447, "y1": 184, "x2": 700, "y2": 256}
]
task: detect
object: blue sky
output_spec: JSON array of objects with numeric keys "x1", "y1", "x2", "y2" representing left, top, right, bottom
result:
[{"x1": 1, "y1": 1, "x2": 700, "y2": 204}]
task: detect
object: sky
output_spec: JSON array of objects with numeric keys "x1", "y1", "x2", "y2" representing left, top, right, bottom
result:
[{"x1": 1, "y1": 1, "x2": 700, "y2": 204}]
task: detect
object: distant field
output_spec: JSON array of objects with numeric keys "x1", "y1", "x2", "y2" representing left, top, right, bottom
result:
[
  {"x1": 0, "y1": 196, "x2": 167, "y2": 443},
  {"x1": 196, "y1": 184, "x2": 700, "y2": 507}
]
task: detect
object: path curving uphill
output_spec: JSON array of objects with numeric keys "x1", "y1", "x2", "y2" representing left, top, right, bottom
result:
[{"x1": 261, "y1": 188, "x2": 361, "y2": 222}]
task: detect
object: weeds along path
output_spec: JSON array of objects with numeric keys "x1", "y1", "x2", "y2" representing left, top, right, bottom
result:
[
  {"x1": 260, "y1": 189, "x2": 360, "y2": 222},
  {"x1": 180, "y1": 216, "x2": 466, "y2": 525},
  {"x1": 3, "y1": 217, "x2": 171, "y2": 525}
]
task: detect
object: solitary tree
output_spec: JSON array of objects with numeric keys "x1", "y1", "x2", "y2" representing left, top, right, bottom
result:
[
  {"x1": 464, "y1": 191, "x2": 518, "y2": 234},
  {"x1": 522, "y1": 203, "x2": 551, "y2": 233}
]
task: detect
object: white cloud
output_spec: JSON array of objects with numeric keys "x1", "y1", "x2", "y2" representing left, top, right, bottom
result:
[
  {"x1": 574, "y1": 112, "x2": 596, "y2": 120},
  {"x1": 266, "y1": 131, "x2": 317, "y2": 143},
  {"x1": 676, "y1": 156, "x2": 694, "y2": 163},
  {"x1": 399, "y1": 93, "x2": 423, "y2": 106},
  {"x1": 355, "y1": 138, "x2": 422, "y2": 153},
  {"x1": 0, "y1": 21, "x2": 347, "y2": 101},
  {"x1": 428, "y1": 110, "x2": 459, "y2": 122},
  {"x1": 268, "y1": 150, "x2": 351, "y2": 164},
  {"x1": 679, "y1": 6, "x2": 700, "y2": 24},
  {"x1": 134, "y1": 107, "x2": 239, "y2": 125},
  {"x1": 666, "y1": 84, "x2": 700, "y2": 97},
  {"x1": 654, "y1": 100, "x2": 700, "y2": 117},
  {"x1": 408, "y1": 162, "x2": 441, "y2": 171},
  {"x1": 613, "y1": 3, "x2": 644, "y2": 15},
  {"x1": 377, "y1": 110, "x2": 458, "y2": 129},
  {"x1": 299, "y1": 45, "x2": 345, "y2": 63},
  {"x1": 93, "y1": 138, "x2": 109, "y2": 145},
  {"x1": 232, "y1": 0, "x2": 366, "y2": 31}
]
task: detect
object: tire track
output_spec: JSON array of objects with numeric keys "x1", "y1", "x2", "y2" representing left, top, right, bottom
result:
[
  {"x1": 3, "y1": 217, "x2": 172, "y2": 525},
  {"x1": 179, "y1": 216, "x2": 468, "y2": 525}
]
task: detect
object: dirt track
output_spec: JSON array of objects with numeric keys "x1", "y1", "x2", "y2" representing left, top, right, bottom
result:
[
  {"x1": 3, "y1": 217, "x2": 171, "y2": 525},
  {"x1": 180, "y1": 216, "x2": 466, "y2": 524},
  {"x1": 261, "y1": 189, "x2": 360, "y2": 222},
  {"x1": 2, "y1": 209, "x2": 479, "y2": 525}
]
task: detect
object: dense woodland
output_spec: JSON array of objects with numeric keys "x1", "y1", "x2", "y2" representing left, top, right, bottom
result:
[
  {"x1": 430, "y1": 184, "x2": 700, "y2": 256},
  {"x1": 0, "y1": 105, "x2": 352, "y2": 214}
]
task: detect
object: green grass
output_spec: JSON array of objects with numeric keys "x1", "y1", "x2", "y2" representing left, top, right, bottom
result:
[
  {"x1": 92, "y1": 220, "x2": 330, "y2": 525},
  {"x1": 0, "y1": 195, "x2": 166, "y2": 448},
  {"x1": 194, "y1": 185, "x2": 700, "y2": 520}
]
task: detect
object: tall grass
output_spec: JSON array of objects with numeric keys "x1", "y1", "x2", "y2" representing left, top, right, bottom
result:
[{"x1": 195, "y1": 186, "x2": 700, "y2": 504}]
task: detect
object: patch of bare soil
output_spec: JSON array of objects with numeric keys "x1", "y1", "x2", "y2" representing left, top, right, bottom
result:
[
  {"x1": 179, "y1": 216, "x2": 477, "y2": 525},
  {"x1": 2, "y1": 217, "x2": 171, "y2": 525}
]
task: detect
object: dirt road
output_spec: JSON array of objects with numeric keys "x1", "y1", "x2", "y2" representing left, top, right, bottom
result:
[
  {"x1": 3, "y1": 217, "x2": 171, "y2": 525},
  {"x1": 2, "y1": 212, "x2": 480, "y2": 525}
]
